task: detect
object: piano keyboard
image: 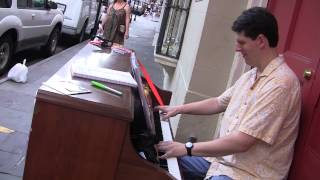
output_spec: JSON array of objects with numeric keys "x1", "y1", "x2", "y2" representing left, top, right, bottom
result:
[{"x1": 160, "y1": 121, "x2": 182, "y2": 180}]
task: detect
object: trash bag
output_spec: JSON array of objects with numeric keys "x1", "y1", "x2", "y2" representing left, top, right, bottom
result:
[{"x1": 7, "y1": 59, "x2": 28, "y2": 83}]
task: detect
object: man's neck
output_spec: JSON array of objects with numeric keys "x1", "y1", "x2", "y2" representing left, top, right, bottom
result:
[{"x1": 256, "y1": 48, "x2": 278, "y2": 73}]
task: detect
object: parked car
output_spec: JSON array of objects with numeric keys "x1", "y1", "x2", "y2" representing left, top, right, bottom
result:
[
  {"x1": 54, "y1": 0, "x2": 98, "y2": 42},
  {"x1": 0, "y1": 0, "x2": 63, "y2": 75}
]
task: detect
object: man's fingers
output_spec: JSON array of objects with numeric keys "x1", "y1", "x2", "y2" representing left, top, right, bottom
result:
[
  {"x1": 157, "y1": 141, "x2": 170, "y2": 148},
  {"x1": 159, "y1": 112, "x2": 170, "y2": 121},
  {"x1": 159, "y1": 153, "x2": 169, "y2": 159},
  {"x1": 154, "y1": 106, "x2": 163, "y2": 111},
  {"x1": 161, "y1": 115, "x2": 170, "y2": 121},
  {"x1": 155, "y1": 105, "x2": 169, "y2": 112},
  {"x1": 157, "y1": 141, "x2": 172, "y2": 151}
]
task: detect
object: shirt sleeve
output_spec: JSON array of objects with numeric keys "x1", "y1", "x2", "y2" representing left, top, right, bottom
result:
[
  {"x1": 217, "y1": 69, "x2": 253, "y2": 110},
  {"x1": 238, "y1": 84, "x2": 290, "y2": 145},
  {"x1": 217, "y1": 85, "x2": 235, "y2": 110}
]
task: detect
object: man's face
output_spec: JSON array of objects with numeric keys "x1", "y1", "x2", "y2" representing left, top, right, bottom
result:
[{"x1": 235, "y1": 32, "x2": 261, "y2": 66}]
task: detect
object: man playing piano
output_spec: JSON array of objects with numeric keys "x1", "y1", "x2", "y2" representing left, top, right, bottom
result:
[{"x1": 156, "y1": 7, "x2": 301, "y2": 180}]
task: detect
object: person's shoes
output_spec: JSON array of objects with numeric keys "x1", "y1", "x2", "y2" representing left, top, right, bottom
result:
[
  {"x1": 89, "y1": 39, "x2": 103, "y2": 46},
  {"x1": 89, "y1": 36, "x2": 113, "y2": 49}
]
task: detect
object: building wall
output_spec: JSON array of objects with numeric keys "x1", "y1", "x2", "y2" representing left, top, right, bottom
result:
[
  {"x1": 166, "y1": 0, "x2": 210, "y2": 136},
  {"x1": 174, "y1": 0, "x2": 248, "y2": 142}
]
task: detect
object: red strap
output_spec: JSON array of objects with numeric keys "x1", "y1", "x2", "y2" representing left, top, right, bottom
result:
[{"x1": 138, "y1": 60, "x2": 164, "y2": 106}]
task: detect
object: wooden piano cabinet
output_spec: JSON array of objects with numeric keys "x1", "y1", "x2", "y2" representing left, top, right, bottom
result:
[
  {"x1": 116, "y1": 129, "x2": 176, "y2": 180},
  {"x1": 23, "y1": 44, "x2": 179, "y2": 180},
  {"x1": 23, "y1": 100, "x2": 128, "y2": 180}
]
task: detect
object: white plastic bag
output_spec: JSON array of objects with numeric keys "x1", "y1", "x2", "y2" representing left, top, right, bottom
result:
[{"x1": 7, "y1": 59, "x2": 28, "y2": 83}]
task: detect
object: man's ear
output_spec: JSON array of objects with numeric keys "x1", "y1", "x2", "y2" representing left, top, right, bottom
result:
[{"x1": 256, "y1": 34, "x2": 267, "y2": 49}]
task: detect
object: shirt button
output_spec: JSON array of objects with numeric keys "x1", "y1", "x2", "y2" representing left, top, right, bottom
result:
[{"x1": 244, "y1": 102, "x2": 247, "y2": 105}]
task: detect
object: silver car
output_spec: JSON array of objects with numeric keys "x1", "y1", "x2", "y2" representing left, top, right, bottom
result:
[{"x1": 0, "y1": 0, "x2": 63, "y2": 75}]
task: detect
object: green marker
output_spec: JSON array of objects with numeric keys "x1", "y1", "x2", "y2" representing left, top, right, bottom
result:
[{"x1": 91, "y1": 81, "x2": 122, "y2": 96}]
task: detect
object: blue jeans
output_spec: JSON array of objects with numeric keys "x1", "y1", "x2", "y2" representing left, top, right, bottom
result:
[{"x1": 179, "y1": 156, "x2": 232, "y2": 180}]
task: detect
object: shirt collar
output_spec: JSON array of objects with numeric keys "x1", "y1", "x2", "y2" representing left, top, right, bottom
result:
[
  {"x1": 250, "y1": 55, "x2": 284, "y2": 90},
  {"x1": 259, "y1": 55, "x2": 284, "y2": 77}
]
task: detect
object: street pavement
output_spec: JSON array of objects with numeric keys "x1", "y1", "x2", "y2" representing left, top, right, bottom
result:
[{"x1": 0, "y1": 15, "x2": 163, "y2": 180}]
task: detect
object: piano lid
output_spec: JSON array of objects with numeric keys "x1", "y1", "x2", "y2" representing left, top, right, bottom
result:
[
  {"x1": 37, "y1": 44, "x2": 134, "y2": 122},
  {"x1": 131, "y1": 54, "x2": 156, "y2": 135}
]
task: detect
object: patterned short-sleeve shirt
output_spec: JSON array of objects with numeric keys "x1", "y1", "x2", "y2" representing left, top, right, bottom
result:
[{"x1": 206, "y1": 56, "x2": 301, "y2": 180}]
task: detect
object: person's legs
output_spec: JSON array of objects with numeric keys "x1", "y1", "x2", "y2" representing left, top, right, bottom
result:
[{"x1": 178, "y1": 156, "x2": 210, "y2": 180}]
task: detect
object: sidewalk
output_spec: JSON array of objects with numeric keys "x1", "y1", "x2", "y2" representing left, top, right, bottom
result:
[
  {"x1": 126, "y1": 14, "x2": 163, "y2": 86},
  {"x1": 0, "y1": 15, "x2": 162, "y2": 180}
]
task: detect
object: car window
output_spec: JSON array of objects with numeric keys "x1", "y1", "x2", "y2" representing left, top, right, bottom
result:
[
  {"x1": 17, "y1": 0, "x2": 28, "y2": 8},
  {"x1": 31, "y1": 0, "x2": 45, "y2": 8},
  {"x1": 0, "y1": 0, "x2": 12, "y2": 8}
]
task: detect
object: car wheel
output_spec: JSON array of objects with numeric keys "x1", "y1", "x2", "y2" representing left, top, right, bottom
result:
[
  {"x1": 78, "y1": 22, "x2": 88, "y2": 43},
  {"x1": 0, "y1": 35, "x2": 14, "y2": 75},
  {"x1": 43, "y1": 26, "x2": 60, "y2": 57}
]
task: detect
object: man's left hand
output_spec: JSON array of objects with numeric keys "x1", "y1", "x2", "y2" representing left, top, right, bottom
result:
[{"x1": 157, "y1": 141, "x2": 186, "y2": 159}]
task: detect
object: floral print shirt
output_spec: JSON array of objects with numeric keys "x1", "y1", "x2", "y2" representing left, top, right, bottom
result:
[{"x1": 206, "y1": 56, "x2": 301, "y2": 180}]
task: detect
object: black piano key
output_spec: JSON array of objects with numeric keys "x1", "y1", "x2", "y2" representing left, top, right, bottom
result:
[{"x1": 158, "y1": 152, "x2": 169, "y2": 170}]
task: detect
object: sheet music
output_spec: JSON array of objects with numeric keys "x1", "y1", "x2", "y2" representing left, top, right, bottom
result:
[
  {"x1": 71, "y1": 64, "x2": 137, "y2": 87},
  {"x1": 42, "y1": 80, "x2": 91, "y2": 95}
]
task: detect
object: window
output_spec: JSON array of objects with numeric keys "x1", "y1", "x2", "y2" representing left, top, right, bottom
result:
[
  {"x1": 17, "y1": 0, "x2": 28, "y2": 8},
  {"x1": 156, "y1": 0, "x2": 191, "y2": 59},
  {"x1": 0, "y1": 0, "x2": 12, "y2": 8},
  {"x1": 31, "y1": 0, "x2": 45, "y2": 8}
]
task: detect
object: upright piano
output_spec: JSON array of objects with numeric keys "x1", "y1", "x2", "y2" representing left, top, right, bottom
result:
[{"x1": 23, "y1": 44, "x2": 182, "y2": 180}]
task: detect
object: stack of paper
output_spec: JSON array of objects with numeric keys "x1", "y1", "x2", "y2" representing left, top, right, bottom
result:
[
  {"x1": 71, "y1": 65, "x2": 137, "y2": 87},
  {"x1": 42, "y1": 81, "x2": 91, "y2": 95}
]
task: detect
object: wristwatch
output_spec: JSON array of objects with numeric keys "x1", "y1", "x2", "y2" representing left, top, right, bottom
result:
[{"x1": 185, "y1": 142, "x2": 194, "y2": 156}]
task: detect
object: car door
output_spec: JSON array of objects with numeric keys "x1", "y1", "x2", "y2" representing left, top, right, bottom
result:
[
  {"x1": 28, "y1": 0, "x2": 56, "y2": 43},
  {"x1": 17, "y1": 0, "x2": 55, "y2": 48},
  {"x1": 15, "y1": 0, "x2": 36, "y2": 49}
]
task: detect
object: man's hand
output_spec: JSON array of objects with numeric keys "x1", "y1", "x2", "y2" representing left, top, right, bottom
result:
[
  {"x1": 125, "y1": 31, "x2": 129, "y2": 39},
  {"x1": 154, "y1": 105, "x2": 182, "y2": 119},
  {"x1": 157, "y1": 141, "x2": 186, "y2": 159}
]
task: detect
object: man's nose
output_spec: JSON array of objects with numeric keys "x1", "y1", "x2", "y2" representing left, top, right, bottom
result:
[{"x1": 235, "y1": 46, "x2": 242, "y2": 52}]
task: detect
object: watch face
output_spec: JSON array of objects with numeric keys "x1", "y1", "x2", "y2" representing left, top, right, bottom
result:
[{"x1": 186, "y1": 142, "x2": 193, "y2": 148}]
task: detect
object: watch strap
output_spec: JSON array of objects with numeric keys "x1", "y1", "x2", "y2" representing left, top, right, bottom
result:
[
  {"x1": 187, "y1": 147, "x2": 192, "y2": 156},
  {"x1": 185, "y1": 142, "x2": 193, "y2": 156}
]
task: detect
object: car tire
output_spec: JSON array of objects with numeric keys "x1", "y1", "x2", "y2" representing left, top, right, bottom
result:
[
  {"x1": 0, "y1": 35, "x2": 14, "y2": 75},
  {"x1": 43, "y1": 26, "x2": 60, "y2": 57},
  {"x1": 78, "y1": 22, "x2": 88, "y2": 43}
]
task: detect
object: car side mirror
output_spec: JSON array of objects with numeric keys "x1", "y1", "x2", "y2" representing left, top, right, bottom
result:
[{"x1": 46, "y1": 1, "x2": 57, "y2": 9}]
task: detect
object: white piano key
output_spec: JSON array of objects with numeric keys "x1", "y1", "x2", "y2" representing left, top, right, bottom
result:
[{"x1": 160, "y1": 121, "x2": 182, "y2": 180}]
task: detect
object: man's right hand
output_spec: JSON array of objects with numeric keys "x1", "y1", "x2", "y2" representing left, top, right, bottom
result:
[{"x1": 154, "y1": 105, "x2": 182, "y2": 120}]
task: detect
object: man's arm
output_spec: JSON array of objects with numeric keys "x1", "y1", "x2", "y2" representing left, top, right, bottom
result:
[
  {"x1": 156, "y1": 97, "x2": 226, "y2": 119},
  {"x1": 192, "y1": 131, "x2": 257, "y2": 157},
  {"x1": 179, "y1": 97, "x2": 225, "y2": 115},
  {"x1": 157, "y1": 131, "x2": 257, "y2": 158}
]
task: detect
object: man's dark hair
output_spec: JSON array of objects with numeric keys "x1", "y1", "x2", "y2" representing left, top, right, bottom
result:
[{"x1": 232, "y1": 7, "x2": 279, "y2": 47}]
